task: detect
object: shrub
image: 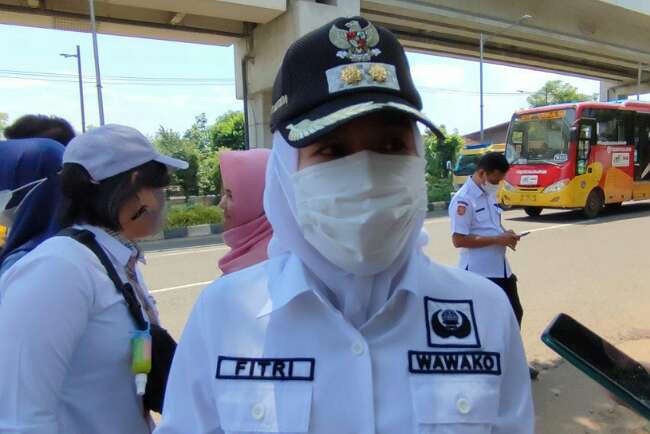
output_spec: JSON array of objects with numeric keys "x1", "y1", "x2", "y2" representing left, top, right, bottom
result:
[
  {"x1": 427, "y1": 177, "x2": 454, "y2": 203},
  {"x1": 165, "y1": 205, "x2": 223, "y2": 229}
]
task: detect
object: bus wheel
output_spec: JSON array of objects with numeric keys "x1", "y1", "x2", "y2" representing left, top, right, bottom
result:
[
  {"x1": 524, "y1": 207, "x2": 543, "y2": 217},
  {"x1": 583, "y1": 189, "x2": 604, "y2": 219}
]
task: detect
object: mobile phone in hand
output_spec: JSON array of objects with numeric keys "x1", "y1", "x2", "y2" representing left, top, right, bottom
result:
[{"x1": 542, "y1": 313, "x2": 650, "y2": 421}]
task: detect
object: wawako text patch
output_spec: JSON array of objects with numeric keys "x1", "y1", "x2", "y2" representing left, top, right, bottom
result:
[
  {"x1": 216, "y1": 356, "x2": 315, "y2": 381},
  {"x1": 408, "y1": 351, "x2": 501, "y2": 375}
]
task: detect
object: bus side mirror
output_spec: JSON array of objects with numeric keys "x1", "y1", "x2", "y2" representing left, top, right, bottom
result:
[{"x1": 570, "y1": 127, "x2": 578, "y2": 143}]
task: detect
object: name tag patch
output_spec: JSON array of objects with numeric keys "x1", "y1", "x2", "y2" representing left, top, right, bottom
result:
[
  {"x1": 216, "y1": 356, "x2": 315, "y2": 381},
  {"x1": 409, "y1": 351, "x2": 501, "y2": 375},
  {"x1": 425, "y1": 297, "x2": 481, "y2": 348}
]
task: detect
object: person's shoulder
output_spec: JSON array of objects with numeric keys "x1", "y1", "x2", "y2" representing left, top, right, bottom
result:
[
  {"x1": 0, "y1": 236, "x2": 102, "y2": 301},
  {"x1": 198, "y1": 260, "x2": 270, "y2": 312},
  {"x1": 13, "y1": 236, "x2": 94, "y2": 268},
  {"x1": 450, "y1": 186, "x2": 472, "y2": 208}
]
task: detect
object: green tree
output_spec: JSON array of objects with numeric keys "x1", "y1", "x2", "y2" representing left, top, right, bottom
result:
[
  {"x1": 184, "y1": 113, "x2": 212, "y2": 153},
  {"x1": 423, "y1": 126, "x2": 464, "y2": 179},
  {"x1": 0, "y1": 112, "x2": 8, "y2": 138},
  {"x1": 197, "y1": 151, "x2": 222, "y2": 196},
  {"x1": 527, "y1": 80, "x2": 592, "y2": 107},
  {"x1": 153, "y1": 126, "x2": 199, "y2": 196},
  {"x1": 210, "y1": 111, "x2": 245, "y2": 151},
  {"x1": 423, "y1": 127, "x2": 464, "y2": 202}
]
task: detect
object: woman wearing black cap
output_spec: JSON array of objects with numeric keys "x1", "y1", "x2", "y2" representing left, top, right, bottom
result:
[
  {"x1": 0, "y1": 125, "x2": 187, "y2": 433},
  {"x1": 156, "y1": 17, "x2": 533, "y2": 434}
]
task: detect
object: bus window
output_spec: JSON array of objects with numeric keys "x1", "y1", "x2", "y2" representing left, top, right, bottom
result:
[
  {"x1": 506, "y1": 109, "x2": 575, "y2": 165},
  {"x1": 583, "y1": 109, "x2": 626, "y2": 144},
  {"x1": 507, "y1": 131, "x2": 524, "y2": 163},
  {"x1": 577, "y1": 121, "x2": 595, "y2": 175}
]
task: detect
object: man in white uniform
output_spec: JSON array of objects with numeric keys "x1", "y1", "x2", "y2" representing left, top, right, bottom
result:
[
  {"x1": 155, "y1": 17, "x2": 534, "y2": 434},
  {"x1": 449, "y1": 152, "x2": 538, "y2": 379}
]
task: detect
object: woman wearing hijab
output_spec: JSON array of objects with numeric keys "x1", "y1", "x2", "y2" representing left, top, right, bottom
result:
[
  {"x1": 156, "y1": 17, "x2": 533, "y2": 434},
  {"x1": 0, "y1": 125, "x2": 187, "y2": 433},
  {"x1": 217, "y1": 148, "x2": 273, "y2": 275},
  {"x1": 0, "y1": 138, "x2": 65, "y2": 277}
]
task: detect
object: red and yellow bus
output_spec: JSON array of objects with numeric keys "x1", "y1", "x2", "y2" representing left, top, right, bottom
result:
[{"x1": 498, "y1": 101, "x2": 650, "y2": 218}]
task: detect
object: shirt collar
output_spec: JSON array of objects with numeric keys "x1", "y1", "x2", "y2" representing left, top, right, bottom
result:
[
  {"x1": 75, "y1": 224, "x2": 142, "y2": 267},
  {"x1": 256, "y1": 251, "x2": 426, "y2": 319},
  {"x1": 465, "y1": 176, "x2": 486, "y2": 199},
  {"x1": 256, "y1": 254, "x2": 315, "y2": 318},
  {"x1": 104, "y1": 228, "x2": 146, "y2": 264}
]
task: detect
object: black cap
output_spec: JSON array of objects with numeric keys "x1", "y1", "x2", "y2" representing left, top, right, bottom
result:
[{"x1": 270, "y1": 16, "x2": 443, "y2": 148}]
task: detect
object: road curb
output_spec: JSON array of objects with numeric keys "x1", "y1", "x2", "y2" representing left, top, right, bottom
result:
[{"x1": 427, "y1": 201, "x2": 450, "y2": 212}]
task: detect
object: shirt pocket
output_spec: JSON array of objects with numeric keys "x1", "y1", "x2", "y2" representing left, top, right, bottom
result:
[
  {"x1": 410, "y1": 376, "x2": 499, "y2": 434},
  {"x1": 474, "y1": 207, "x2": 489, "y2": 223},
  {"x1": 216, "y1": 382, "x2": 312, "y2": 433}
]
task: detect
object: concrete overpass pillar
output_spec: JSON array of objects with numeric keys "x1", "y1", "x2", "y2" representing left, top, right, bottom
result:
[
  {"x1": 235, "y1": 0, "x2": 360, "y2": 149},
  {"x1": 600, "y1": 79, "x2": 620, "y2": 102}
]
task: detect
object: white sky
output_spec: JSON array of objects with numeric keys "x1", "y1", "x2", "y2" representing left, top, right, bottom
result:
[{"x1": 0, "y1": 23, "x2": 611, "y2": 137}]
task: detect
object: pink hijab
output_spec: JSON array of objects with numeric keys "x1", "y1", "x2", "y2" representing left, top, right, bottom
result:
[{"x1": 218, "y1": 148, "x2": 273, "y2": 274}]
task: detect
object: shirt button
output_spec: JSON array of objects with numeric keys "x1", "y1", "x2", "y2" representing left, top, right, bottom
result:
[
  {"x1": 251, "y1": 403, "x2": 265, "y2": 420},
  {"x1": 457, "y1": 398, "x2": 471, "y2": 414},
  {"x1": 351, "y1": 342, "x2": 365, "y2": 356}
]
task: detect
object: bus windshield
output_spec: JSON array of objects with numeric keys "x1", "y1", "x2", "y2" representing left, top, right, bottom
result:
[
  {"x1": 454, "y1": 154, "x2": 480, "y2": 176},
  {"x1": 507, "y1": 109, "x2": 576, "y2": 165}
]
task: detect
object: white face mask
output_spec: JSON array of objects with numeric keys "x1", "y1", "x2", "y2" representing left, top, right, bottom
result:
[
  {"x1": 292, "y1": 151, "x2": 427, "y2": 276},
  {"x1": 0, "y1": 178, "x2": 47, "y2": 227},
  {"x1": 482, "y1": 181, "x2": 500, "y2": 196}
]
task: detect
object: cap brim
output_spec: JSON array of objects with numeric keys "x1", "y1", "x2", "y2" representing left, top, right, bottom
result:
[
  {"x1": 154, "y1": 154, "x2": 189, "y2": 171},
  {"x1": 278, "y1": 92, "x2": 444, "y2": 148}
]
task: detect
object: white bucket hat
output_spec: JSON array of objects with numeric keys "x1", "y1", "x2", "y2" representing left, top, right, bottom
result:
[{"x1": 63, "y1": 124, "x2": 188, "y2": 182}]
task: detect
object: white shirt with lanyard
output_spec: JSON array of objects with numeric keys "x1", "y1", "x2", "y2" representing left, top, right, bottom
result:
[
  {"x1": 0, "y1": 224, "x2": 154, "y2": 434},
  {"x1": 449, "y1": 178, "x2": 512, "y2": 279}
]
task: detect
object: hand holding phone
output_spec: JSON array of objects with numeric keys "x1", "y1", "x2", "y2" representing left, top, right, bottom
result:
[{"x1": 542, "y1": 314, "x2": 650, "y2": 421}]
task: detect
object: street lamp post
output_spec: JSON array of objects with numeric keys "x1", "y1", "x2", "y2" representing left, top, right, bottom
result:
[
  {"x1": 479, "y1": 14, "x2": 532, "y2": 144},
  {"x1": 60, "y1": 45, "x2": 86, "y2": 132}
]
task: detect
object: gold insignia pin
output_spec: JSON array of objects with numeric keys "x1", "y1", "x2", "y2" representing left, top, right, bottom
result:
[
  {"x1": 368, "y1": 64, "x2": 388, "y2": 83},
  {"x1": 340, "y1": 65, "x2": 363, "y2": 84}
]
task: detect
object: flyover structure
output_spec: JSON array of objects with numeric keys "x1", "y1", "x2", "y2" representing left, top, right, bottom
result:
[{"x1": 2, "y1": 0, "x2": 650, "y2": 147}]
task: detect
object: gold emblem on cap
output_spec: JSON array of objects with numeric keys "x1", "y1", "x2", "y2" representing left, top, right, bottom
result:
[
  {"x1": 368, "y1": 64, "x2": 388, "y2": 83},
  {"x1": 340, "y1": 65, "x2": 363, "y2": 85}
]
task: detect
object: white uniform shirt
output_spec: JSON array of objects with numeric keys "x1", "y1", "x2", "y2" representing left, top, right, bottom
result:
[
  {"x1": 0, "y1": 225, "x2": 153, "y2": 434},
  {"x1": 155, "y1": 253, "x2": 533, "y2": 434},
  {"x1": 449, "y1": 178, "x2": 512, "y2": 278}
]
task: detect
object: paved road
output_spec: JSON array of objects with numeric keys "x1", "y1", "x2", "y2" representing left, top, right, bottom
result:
[{"x1": 141, "y1": 202, "x2": 650, "y2": 433}]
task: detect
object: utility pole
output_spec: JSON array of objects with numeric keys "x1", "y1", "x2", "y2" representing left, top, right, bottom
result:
[
  {"x1": 88, "y1": 0, "x2": 105, "y2": 125},
  {"x1": 60, "y1": 45, "x2": 86, "y2": 132},
  {"x1": 479, "y1": 14, "x2": 532, "y2": 143},
  {"x1": 478, "y1": 33, "x2": 485, "y2": 144}
]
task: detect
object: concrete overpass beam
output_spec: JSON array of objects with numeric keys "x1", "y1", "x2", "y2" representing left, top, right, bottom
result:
[
  {"x1": 601, "y1": 68, "x2": 650, "y2": 101},
  {"x1": 235, "y1": 0, "x2": 360, "y2": 149}
]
